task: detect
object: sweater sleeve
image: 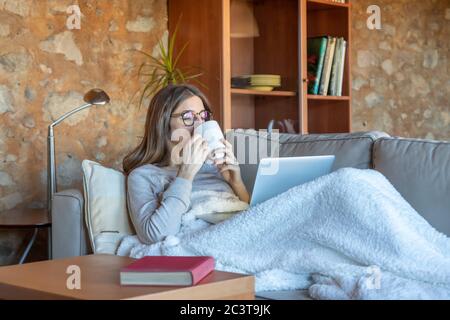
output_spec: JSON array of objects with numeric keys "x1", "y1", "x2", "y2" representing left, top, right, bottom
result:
[{"x1": 127, "y1": 169, "x2": 192, "y2": 244}]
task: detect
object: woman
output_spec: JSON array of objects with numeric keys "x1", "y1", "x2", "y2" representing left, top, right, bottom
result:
[{"x1": 123, "y1": 84, "x2": 249, "y2": 244}]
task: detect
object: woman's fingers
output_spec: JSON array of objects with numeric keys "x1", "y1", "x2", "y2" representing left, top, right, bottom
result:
[
  {"x1": 202, "y1": 140, "x2": 208, "y2": 151},
  {"x1": 224, "y1": 149, "x2": 238, "y2": 164},
  {"x1": 183, "y1": 135, "x2": 208, "y2": 165},
  {"x1": 189, "y1": 137, "x2": 202, "y2": 154},
  {"x1": 225, "y1": 148, "x2": 237, "y2": 161},
  {"x1": 221, "y1": 138, "x2": 232, "y2": 148},
  {"x1": 206, "y1": 151, "x2": 215, "y2": 161},
  {"x1": 214, "y1": 155, "x2": 238, "y2": 166},
  {"x1": 219, "y1": 164, "x2": 239, "y2": 173},
  {"x1": 199, "y1": 141, "x2": 209, "y2": 159},
  {"x1": 213, "y1": 145, "x2": 237, "y2": 161},
  {"x1": 221, "y1": 140, "x2": 234, "y2": 153},
  {"x1": 192, "y1": 136, "x2": 207, "y2": 151},
  {"x1": 211, "y1": 147, "x2": 226, "y2": 158},
  {"x1": 191, "y1": 133, "x2": 203, "y2": 144},
  {"x1": 213, "y1": 147, "x2": 226, "y2": 153}
]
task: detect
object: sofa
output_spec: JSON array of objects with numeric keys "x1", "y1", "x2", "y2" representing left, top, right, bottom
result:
[{"x1": 51, "y1": 129, "x2": 450, "y2": 300}]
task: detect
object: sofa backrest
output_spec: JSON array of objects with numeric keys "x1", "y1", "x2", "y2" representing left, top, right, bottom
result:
[
  {"x1": 373, "y1": 137, "x2": 450, "y2": 236},
  {"x1": 228, "y1": 129, "x2": 389, "y2": 193}
]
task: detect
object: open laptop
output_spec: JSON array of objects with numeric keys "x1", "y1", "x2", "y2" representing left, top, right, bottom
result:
[{"x1": 199, "y1": 155, "x2": 335, "y2": 224}]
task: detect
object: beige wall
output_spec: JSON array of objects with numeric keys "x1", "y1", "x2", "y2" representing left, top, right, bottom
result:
[
  {"x1": 0, "y1": 0, "x2": 167, "y2": 264},
  {"x1": 351, "y1": 0, "x2": 450, "y2": 140}
]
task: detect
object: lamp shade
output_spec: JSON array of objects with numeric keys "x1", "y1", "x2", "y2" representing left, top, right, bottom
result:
[
  {"x1": 230, "y1": 0, "x2": 260, "y2": 38},
  {"x1": 84, "y1": 88, "x2": 110, "y2": 105}
]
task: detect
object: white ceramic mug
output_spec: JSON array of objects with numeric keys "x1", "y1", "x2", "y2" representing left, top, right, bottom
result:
[{"x1": 194, "y1": 120, "x2": 226, "y2": 163}]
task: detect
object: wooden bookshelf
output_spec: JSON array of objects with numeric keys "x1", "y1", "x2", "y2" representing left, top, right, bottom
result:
[
  {"x1": 303, "y1": 0, "x2": 352, "y2": 133},
  {"x1": 169, "y1": 0, "x2": 352, "y2": 134}
]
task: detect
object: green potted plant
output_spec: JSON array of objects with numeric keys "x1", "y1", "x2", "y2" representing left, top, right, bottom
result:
[{"x1": 136, "y1": 21, "x2": 206, "y2": 109}]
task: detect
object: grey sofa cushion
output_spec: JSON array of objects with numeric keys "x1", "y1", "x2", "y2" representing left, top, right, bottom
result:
[
  {"x1": 227, "y1": 129, "x2": 389, "y2": 193},
  {"x1": 373, "y1": 137, "x2": 450, "y2": 236},
  {"x1": 278, "y1": 131, "x2": 389, "y2": 168}
]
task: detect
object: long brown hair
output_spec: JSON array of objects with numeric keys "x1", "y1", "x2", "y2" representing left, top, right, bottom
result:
[{"x1": 123, "y1": 84, "x2": 212, "y2": 175}]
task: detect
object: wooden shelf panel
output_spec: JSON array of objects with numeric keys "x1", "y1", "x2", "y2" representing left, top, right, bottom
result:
[
  {"x1": 231, "y1": 88, "x2": 297, "y2": 97},
  {"x1": 307, "y1": 0, "x2": 350, "y2": 11},
  {"x1": 307, "y1": 99, "x2": 351, "y2": 133},
  {"x1": 307, "y1": 94, "x2": 350, "y2": 101}
]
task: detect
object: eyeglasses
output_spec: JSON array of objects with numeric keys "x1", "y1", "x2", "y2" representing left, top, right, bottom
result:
[{"x1": 171, "y1": 109, "x2": 213, "y2": 126}]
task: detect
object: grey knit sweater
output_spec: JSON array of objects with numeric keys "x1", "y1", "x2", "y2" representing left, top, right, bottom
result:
[{"x1": 126, "y1": 163, "x2": 235, "y2": 244}]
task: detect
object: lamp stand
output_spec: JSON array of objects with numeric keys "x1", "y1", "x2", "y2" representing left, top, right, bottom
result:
[
  {"x1": 47, "y1": 126, "x2": 56, "y2": 219},
  {"x1": 45, "y1": 88, "x2": 110, "y2": 261},
  {"x1": 46, "y1": 102, "x2": 93, "y2": 218}
]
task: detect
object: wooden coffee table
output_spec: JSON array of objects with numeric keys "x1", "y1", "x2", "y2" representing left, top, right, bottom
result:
[{"x1": 0, "y1": 254, "x2": 255, "y2": 300}]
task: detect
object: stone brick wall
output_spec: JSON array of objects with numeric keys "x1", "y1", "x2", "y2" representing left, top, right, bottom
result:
[
  {"x1": 0, "y1": 0, "x2": 167, "y2": 264},
  {"x1": 351, "y1": 0, "x2": 450, "y2": 140}
]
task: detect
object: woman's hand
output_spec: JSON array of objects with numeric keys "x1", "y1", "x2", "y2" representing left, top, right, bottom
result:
[
  {"x1": 213, "y1": 138, "x2": 241, "y2": 184},
  {"x1": 213, "y1": 139, "x2": 250, "y2": 203},
  {"x1": 177, "y1": 134, "x2": 209, "y2": 181}
]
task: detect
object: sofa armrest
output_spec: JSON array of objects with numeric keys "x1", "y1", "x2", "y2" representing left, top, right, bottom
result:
[{"x1": 52, "y1": 189, "x2": 91, "y2": 258}]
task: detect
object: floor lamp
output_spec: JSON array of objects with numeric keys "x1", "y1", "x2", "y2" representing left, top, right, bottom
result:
[{"x1": 47, "y1": 89, "x2": 110, "y2": 219}]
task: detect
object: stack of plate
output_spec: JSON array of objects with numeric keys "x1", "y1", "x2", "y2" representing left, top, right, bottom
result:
[{"x1": 231, "y1": 74, "x2": 281, "y2": 91}]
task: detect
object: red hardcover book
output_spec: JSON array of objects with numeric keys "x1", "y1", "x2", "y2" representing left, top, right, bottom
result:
[{"x1": 120, "y1": 256, "x2": 215, "y2": 286}]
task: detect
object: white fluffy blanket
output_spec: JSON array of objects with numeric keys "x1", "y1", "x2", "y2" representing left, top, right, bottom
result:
[{"x1": 117, "y1": 168, "x2": 450, "y2": 300}]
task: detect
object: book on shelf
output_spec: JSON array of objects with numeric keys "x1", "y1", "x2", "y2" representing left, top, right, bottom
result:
[
  {"x1": 319, "y1": 36, "x2": 336, "y2": 96},
  {"x1": 309, "y1": 36, "x2": 346, "y2": 97},
  {"x1": 329, "y1": 37, "x2": 343, "y2": 96},
  {"x1": 336, "y1": 39, "x2": 347, "y2": 96},
  {"x1": 307, "y1": 36, "x2": 328, "y2": 95},
  {"x1": 120, "y1": 256, "x2": 215, "y2": 286}
]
